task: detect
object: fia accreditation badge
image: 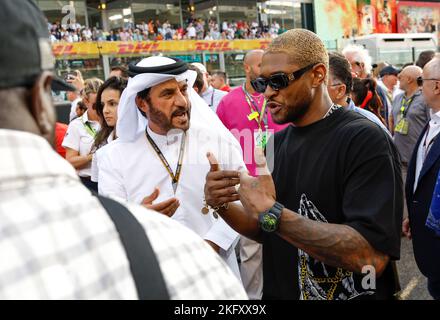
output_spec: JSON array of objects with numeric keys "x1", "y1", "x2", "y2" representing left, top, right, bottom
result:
[
  {"x1": 254, "y1": 129, "x2": 270, "y2": 149},
  {"x1": 395, "y1": 117, "x2": 409, "y2": 135}
]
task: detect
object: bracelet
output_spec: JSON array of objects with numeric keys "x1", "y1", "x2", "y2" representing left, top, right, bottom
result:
[{"x1": 201, "y1": 199, "x2": 229, "y2": 219}]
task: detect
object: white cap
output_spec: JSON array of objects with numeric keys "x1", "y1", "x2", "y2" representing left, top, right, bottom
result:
[{"x1": 191, "y1": 62, "x2": 207, "y2": 74}]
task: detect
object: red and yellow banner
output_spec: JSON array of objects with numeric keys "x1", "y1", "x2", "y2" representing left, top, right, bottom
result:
[{"x1": 52, "y1": 39, "x2": 273, "y2": 59}]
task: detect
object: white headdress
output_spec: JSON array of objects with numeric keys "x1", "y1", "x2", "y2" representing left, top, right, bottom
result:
[
  {"x1": 117, "y1": 56, "x2": 196, "y2": 142},
  {"x1": 116, "y1": 56, "x2": 243, "y2": 167}
]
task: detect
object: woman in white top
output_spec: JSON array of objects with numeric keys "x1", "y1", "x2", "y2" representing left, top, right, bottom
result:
[
  {"x1": 62, "y1": 78, "x2": 103, "y2": 191},
  {"x1": 91, "y1": 76, "x2": 127, "y2": 184}
]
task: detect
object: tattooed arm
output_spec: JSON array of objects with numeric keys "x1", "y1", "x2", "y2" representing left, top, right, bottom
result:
[
  {"x1": 237, "y1": 175, "x2": 390, "y2": 275},
  {"x1": 236, "y1": 148, "x2": 390, "y2": 276},
  {"x1": 277, "y1": 211, "x2": 390, "y2": 276},
  {"x1": 205, "y1": 151, "x2": 390, "y2": 275}
]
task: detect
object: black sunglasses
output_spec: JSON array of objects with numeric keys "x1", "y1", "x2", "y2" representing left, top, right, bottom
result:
[
  {"x1": 251, "y1": 63, "x2": 317, "y2": 93},
  {"x1": 417, "y1": 76, "x2": 440, "y2": 87}
]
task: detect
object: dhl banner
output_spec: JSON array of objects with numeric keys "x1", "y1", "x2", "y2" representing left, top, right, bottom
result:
[{"x1": 52, "y1": 40, "x2": 273, "y2": 58}]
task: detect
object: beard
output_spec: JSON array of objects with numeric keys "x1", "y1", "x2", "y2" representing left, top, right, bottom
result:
[
  {"x1": 249, "y1": 69, "x2": 258, "y2": 82},
  {"x1": 285, "y1": 99, "x2": 311, "y2": 123},
  {"x1": 148, "y1": 100, "x2": 191, "y2": 133},
  {"x1": 272, "y1": 88, "x2": 313, "y2": 125}
]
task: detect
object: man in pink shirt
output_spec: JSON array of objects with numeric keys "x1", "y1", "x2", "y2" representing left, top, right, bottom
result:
[
  {"x1": 217, "y1": 50, "x2": 288, "y2": 177},
  {"x1": 216, "y1": 49, "x2": 288, "y2": 300}
]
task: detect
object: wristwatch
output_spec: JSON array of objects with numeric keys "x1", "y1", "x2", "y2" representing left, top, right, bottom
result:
[{"x1": 258, "y1": 202, "x2": 284, "y2": 232}]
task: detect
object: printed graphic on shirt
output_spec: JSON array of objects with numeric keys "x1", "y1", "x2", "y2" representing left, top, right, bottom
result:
[{"x1": 297, "y1": 194, "x2": 375, "y2": 300}]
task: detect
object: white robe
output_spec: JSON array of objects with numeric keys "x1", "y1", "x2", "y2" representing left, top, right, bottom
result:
[{"x1": 97, "y1": 122, "x2": 246, "y2": 278}]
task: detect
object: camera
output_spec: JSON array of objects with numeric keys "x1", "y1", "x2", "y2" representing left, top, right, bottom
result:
[{"x1": 64, "y1": 71, "x2": 76, "y2": 81}]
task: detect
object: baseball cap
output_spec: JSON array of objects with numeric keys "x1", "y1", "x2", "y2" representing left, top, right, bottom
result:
[
  {"x1": 0, "y1": 0, "x2": 74, "y2": 91},
  {"x1": 191, "y1": 62, "x2": 208, "y2": 74},
  {"x1": 380, "y1": 65, "x2": 400, "y2": 78}
]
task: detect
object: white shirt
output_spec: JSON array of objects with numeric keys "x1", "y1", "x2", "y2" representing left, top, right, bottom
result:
[
  {"x1": 98, "y1": 124, "x2": 246, "y2": 278},
  {"x1": 0, "y1": 129, "x2": 247, "y2": 299},
  {"x1": 69, "y1": 97, "x2": 82, "y2": 122},
  {"x1": 187, "y1": 26, "x2": 196, "y2": 38},
  {"x1": 377, "y1": 80, "x2": 403, "y2": 116},
  {"x1": 91, "y1": 131, "x2": 115, "y2": 183},
  {"x1": 62, "y1": 111, "x2": 100, "y2": 177},
  {"x1": 414, "y1": 110, "x2": 440, "y2": 193}
]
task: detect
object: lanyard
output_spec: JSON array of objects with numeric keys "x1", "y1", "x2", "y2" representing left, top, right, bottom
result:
[
  {"x1": 400, "y1": 96, "x2": 414, "y2": 118},
  {"x1": 423, "y1": 125, "x2": 437, "y2": 162},
  {"x1": 81, "y1": 116, "x2": 97, "y2": 138},
  {"x1": 145, "y1": 129, "x2": 186, "y2": 194},
  {"x1": 242, "y1": 84, "x2": 268, "y2": 130},
  {"x1": 210, "y1": 89, "x2": 215, "y2": 107}
]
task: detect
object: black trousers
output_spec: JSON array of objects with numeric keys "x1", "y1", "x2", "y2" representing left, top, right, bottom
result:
[
  {"x1": 428, "y1": 278, "x2": 440, "y2": 300},
  {"x1": 80, "y1": 176, "x2": 98, "y2": 193}
]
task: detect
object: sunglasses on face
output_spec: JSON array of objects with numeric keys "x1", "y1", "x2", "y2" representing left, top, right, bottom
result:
[
  {"x1": 417, "y1": 77, "x2": 440, "y2": 87},
  {"x1": 251, "y1": 63, "x2": 317, "y2": 93}
]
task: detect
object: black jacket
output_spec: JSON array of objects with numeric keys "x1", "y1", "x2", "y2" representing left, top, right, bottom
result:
[{"x1": 406, "y1": 124, "x2": 440, "y2": 281}]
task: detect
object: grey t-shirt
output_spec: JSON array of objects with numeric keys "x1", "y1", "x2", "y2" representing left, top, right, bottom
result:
[{"x1": 392, "y1": 90, "x2": 430, "y2": 163}]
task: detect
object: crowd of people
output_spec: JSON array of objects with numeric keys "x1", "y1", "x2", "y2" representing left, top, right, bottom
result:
[
  {"x1": 2, "y1": 0, "x2": 440, "y2": 301},
  {"x1": 48, "y1": 17, "x2": 283, "y2": 43}
]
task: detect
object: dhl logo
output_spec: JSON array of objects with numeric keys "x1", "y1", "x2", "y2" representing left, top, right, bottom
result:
[
  {"x1": 195, "y1": 41, "x2": 233, "y2": 51},
  {"x1": 258, "y1": 40, "x2": 271, "y2": 50},
  {"x1": 52, "y1": 44, "x2": 77, "y2": 56},
  {"x1": 117, "y1": 42, "x2": 160, "y2": 54},
  {"x1": 51, "y1": 40, "x2": 273, "y2": 57}
]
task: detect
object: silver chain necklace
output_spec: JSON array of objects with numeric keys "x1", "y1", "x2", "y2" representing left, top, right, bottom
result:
[{"x1": 323, "y1": 104, "x2": 341, "y2": 119}]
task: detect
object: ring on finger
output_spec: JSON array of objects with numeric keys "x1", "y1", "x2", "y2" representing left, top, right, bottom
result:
[{"x1": 234, "y1": 184, "x2": 240, "y2": 193}]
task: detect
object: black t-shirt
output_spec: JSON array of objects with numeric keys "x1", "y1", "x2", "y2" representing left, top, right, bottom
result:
[{"x1": 263, "y1": 108, "x2": 403, "y2": 300}]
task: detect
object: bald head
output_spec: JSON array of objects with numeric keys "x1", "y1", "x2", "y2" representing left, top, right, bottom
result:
[
  {"x1": 399, "y1": 65, "x2": 423, "y2": 93},
  {"x1": 421, "y1": 56, "x2": 440, "y2": 110},
  {"x1": 400, "y1": 66, "x2": 423, "y2": 80},
  {"x1": 424, "y1": 56, "x2": 440, "y2": 79},
  {"x1": 244, "y1": 49, "x2": 264, "y2": 65},
  {"x1": 244, "y1": 49, "x2": 264, "y2": 82}
]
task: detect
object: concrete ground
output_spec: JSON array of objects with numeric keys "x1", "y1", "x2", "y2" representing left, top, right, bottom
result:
[{"x1": 396, "y1": 237, "x2": 432, "y2": 300}]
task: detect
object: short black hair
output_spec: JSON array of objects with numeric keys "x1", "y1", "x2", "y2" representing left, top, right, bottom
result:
[
  {"x1": 111, "y1": 65, "x2": 129, "y2": 78},
  {"x1": 416, "y1": 50, "x2": 436, "y2": 69},
  {"x1": 76, "y1": 100, "x2": 87, "y2": 111},
  {"x1": 211, "y1": 70, "x2": 227, "y2": 82},
  {"x1": 401, "y1": 62, "x2": 414, "y2": 69},
  {"x1": 136, "y1": 87, "x2": 151, "y2": 101},
  {"x1": 136, "y1": 87, "x2": 151, "y2": 118},
  {"x1": 328, "y1": 52, "x2": 352, "y2": 94}
]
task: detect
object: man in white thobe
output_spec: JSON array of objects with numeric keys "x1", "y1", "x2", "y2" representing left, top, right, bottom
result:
[{"x1": 97, "y1": 56, "x2": 245, "y2": 279}]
